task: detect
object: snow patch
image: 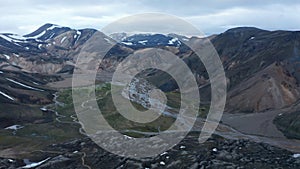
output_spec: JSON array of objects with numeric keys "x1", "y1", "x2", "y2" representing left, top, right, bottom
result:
[
  {"x1": 13, "y1": 43, "x2": 22, "y2": 47},
  {"x1": 8, "y1": 34, "x2": 27, "y2": 41},
  {"x1": 124, "y1": 135, "x2": 133, "y2": 139},
  {"x1": 28, "y1": 30, "x2": 46, "y2": 39},
  {"x1": 160, "y1": 152, "x2": 168, "y2": 156},
  {"x1": 38, "y1": 44, "x2": 43, "y2": 49},
  {"x1": 25, "y1": 25, "x2": 60, "y2": 39},
  {"x1": 32, "y1": 82, "x2": 40, "y2": 85},
  {"x1": 0, "y1": 34, "x2": 27, "y2": 43},
  {"x1": 293, "y1": 154, "x2": 300, "y2": 158},
  {"x1": 5, "y1": 125, "x2": 23, "y2": 130},
  {"x1": 22, "y1": 157, "x2": 51, "y2": 169},
  {"x1": 0, "y1": 34, "x2": 13, "y2": 42},
  {"x1": 40, "y1": 107, "x2": 47, "y2": 111},
  {"x1": 159, "y1": 161, "x2": 165, "y2": 165},
  {"x1": 3, "y1": 54, "x2": 10, "y2": 60},
  {"x1": 212, "y1": 148, "x2": 218, "y2": 152},
  {"x1": 74, "y1": 30, "x2": 81, "y2": 44},
  {"x1": 49, "y1": 33, "x2": 55, "y2": 39},
  {"x1": 104, "y1": 38, "x2": 112, "y2": 43},
  {"x1": 46, "y1": 25, "x2": 61, "y2": 31},
  {"x1": 6, "y1": 78, "x2": 44, "y2": 91},
  {"x1": 138, "y1": 40, "x2": 148, "y2": 45},
  {"x1": 122, "y1": 42, "x2": 133, "y2": 46},
  {"x1": 250, "y1": 36, "x2": 255, "y2": 40},
  {"x1": 60, "y1": 36, "x2": 67, "y2": 43},
  {"x1": 0, "y1": 91, "x2": 14, "y2": 100},
  {"x1": 168, "y1": 37, "x2": 179, "y2": 45}
]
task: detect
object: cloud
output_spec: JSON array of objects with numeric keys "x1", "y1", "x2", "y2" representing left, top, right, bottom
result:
[
  {"x1": 184, "y1": 4, "x2": 300, "y2": 34},
  {"x1": 0, "y1": 0, "x2": 299, "y2": 35},
  {"x1": 102, "y1": 13, "x2": 202, "y2": 36}
]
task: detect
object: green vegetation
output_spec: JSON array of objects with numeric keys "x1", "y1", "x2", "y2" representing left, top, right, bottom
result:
[
  {"x1": 0, "y1": 82, "x2": 211, "y2": 158},
  {"x1": 165, "y1": 91, "x2": 210, "y2": 118},
  {"x1": 166, "y1": 91, "x2": 181, "y2": 109},
  {"x1": 95, "y1": 84, "x2": 176, "y2": 136},
  {"x1": 274, "y1": 111, "x2": 300, "y2": 139},
  {"x1": 0, "y1": 88, "x2": 82, "y2": 158}
]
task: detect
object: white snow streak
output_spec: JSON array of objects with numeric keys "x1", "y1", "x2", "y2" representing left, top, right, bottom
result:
[
  {"x1": 0, "y1": 91, "x2": 14, "y2": 100},
  {"x1": 121, "y1": 42, "x2": 133, "y2": 45},
  {"x1": 60, "y1": 36, "x2": 67, "y2": 43},
  {"x1": 3, "y1": 54, "x2": 10, "y2": 60},
  {"x1": 6, "y1": 78, "x2": 44, "y2": 91},
  {"x1": 22, "y1": 158, "x2": 51, "y2": 169}
]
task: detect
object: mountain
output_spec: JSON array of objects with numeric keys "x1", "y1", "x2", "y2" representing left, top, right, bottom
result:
[
  {"x1": 2, "y1": 24, "x2": 300, "y2": 113},
  {"x1": 105, "y1": 27, "x2": 300, "y2": 140},
  {"x1": 0, "y1": 24, "x2": 99, "y2": 73},
  {"x1": 0, "y1": 69, "x2": 60, "y2": 128},
  {"x1": 109, "y1": 32, "x2": 128, "y2": 42},
  {"x1": 120, "y1": 33, "x2": 183, "y2": 49},
  {"x1": 0, "y1": 24, "x2": 191, "y2": 75},
  {"x1": 2, "y1": 24, "x2": 300, "y2": 109},
  {"x1": 23, "y1": 23, "x2": 72, "y2": 41},
  {"x1": 210, "y1": 27, "x2": 300, "y2": 113}
]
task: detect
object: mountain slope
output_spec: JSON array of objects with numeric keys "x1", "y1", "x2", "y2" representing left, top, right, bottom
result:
[
  {"x1": 2, "y1": 24, "x2": 300, "y2": 114},
  {"x1": 0, "y1": 24, "x2": 99, "y2": 73}
]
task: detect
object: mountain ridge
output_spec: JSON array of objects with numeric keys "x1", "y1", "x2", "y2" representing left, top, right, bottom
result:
[
  {"x1": 1, "y1": 23, "x2": 300, "y2": 168},
  {"x1": 1, "y1": 23, "x2": 300, "y2": 114}
]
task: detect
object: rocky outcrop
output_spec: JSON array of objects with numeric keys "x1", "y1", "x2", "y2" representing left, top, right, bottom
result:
[
  {"x1": 2, "y1": 134, "x2": 300, "y2": 169},
  {"x1": 227, "y1": 63, "x2": 300, "y2": 113}
]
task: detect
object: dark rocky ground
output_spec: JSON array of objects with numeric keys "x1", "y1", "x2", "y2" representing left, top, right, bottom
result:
[{"x1": 1, "y1": 132, "x2": 300, "y2": 169}]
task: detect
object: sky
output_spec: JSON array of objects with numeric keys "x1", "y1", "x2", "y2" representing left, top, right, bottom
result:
[{"x1": 1, "y1": 0, "x2": 300, "y2": 36}]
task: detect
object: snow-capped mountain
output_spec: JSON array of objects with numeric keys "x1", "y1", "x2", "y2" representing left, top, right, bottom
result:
[
  {"x1": 109, "y1": 32, "x2": 128, "y2": 42},
  {"x1": 0, "y1": 24, "x2": 100, "y2": 74},
  {"x1": 119, "y1": 34, "x2": 183, "y2": 48},
  {"x1": 0, "y1": 24, "x2": 194, "y2": 74},
  {"x1": 23, "y1": 23, "x2": 72, "y2": 41}
]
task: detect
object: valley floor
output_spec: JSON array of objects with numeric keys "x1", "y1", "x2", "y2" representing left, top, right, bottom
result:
[{"x1": 1, "y1": 79, "x2": 300, "y2": 168}]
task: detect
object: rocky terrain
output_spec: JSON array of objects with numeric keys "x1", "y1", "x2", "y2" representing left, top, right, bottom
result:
[
  {"x1": 0, "y1": 70, "x2": 60, "y2": 128},
  {"x1": 1, "y1": 134, "x2": 300, "y2": 169}
]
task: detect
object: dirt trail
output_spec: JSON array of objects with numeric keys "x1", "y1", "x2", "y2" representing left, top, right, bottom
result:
[
  {"x1": 221, "y1": 111, "x2": 300, "y2": 152},
  {"x1": 222, "y1": 111, "x2": 285, "y2": 138}
]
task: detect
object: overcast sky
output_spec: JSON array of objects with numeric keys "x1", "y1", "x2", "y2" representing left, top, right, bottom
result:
[{"x1": 1, "y1": 0, "x2": 300, "y2": 36}]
